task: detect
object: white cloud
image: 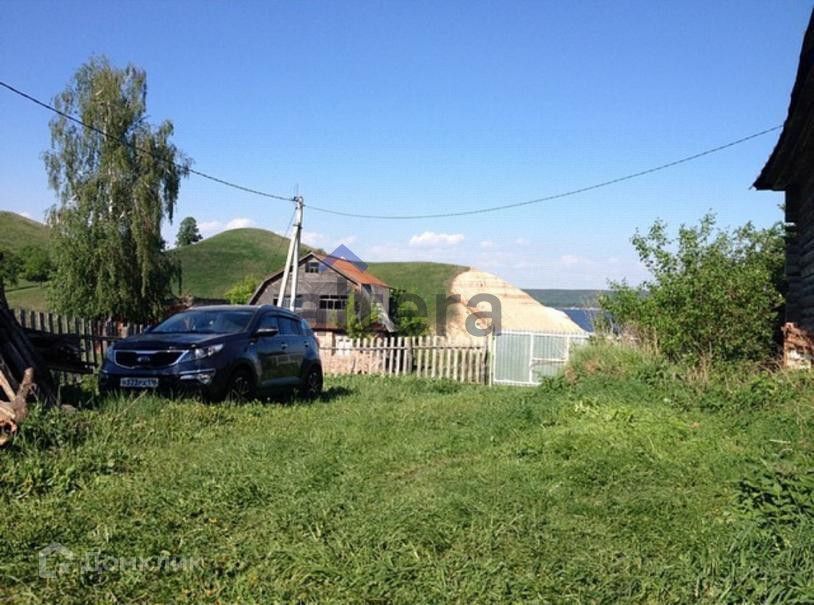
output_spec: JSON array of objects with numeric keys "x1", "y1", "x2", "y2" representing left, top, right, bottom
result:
[
  {"x1": 197, "y1": 217, "x2": 256, "y2": 237},
  {"x1": 225, "y1": 217, "x2": 255, "y2": 230},
  {"x1": 302, "y1": 231, "x2": 327, "y2": 245},
  {"x1": 198, "y1": 220, "x2": 223, "y2": 236},
  {"x1": 559, "y1": 254, "x2": 582, "y2": 267},
  {"x1": 302, "y1": 232, "x2": 357, "y2": 251},
  {"x1": 19, "y1": 211, "x2": 32, "y2": 219},
  {"x1": 408, "y1": 231, "x2": 465, "y2": 248},
  {"x1": 480, "y1": 240, "x2": 496, "y2": 249},
  {"x1": 514, "y1": 237, "x2": 530, "y2": 246}
]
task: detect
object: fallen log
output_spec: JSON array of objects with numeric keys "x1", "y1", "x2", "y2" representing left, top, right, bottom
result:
[{"x1": 0, "y1": 367, "x2": 33, "y2": 446}]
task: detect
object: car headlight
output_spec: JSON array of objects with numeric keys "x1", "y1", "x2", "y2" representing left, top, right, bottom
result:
[{"x1": 192, "y1": 344, "x2": 224, "y2": 360}]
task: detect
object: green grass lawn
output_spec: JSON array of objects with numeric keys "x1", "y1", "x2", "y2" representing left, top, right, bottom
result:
[
  {"x1": 5, "y1": 281, "x2": 50, "y2": 312},
  {"x1": 2, "y1": 358, "x2": 813, "y2": 603}
]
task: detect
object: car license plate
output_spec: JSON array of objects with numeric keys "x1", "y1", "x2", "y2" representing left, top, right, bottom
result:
[{"x1": 120, "y1": 377, "x2": 159, "y2": 389}]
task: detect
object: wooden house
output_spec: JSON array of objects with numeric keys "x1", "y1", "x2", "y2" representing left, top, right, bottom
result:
[
  {"x1": 755, "y1": 9, "x2": 814, "y2": 365},
  {"x1": 249, "y1": 252, "x2": 395, "y2": 334}
]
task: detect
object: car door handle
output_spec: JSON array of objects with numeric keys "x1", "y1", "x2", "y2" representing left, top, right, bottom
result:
[{"x1": 281, "y1": 343, "x2": 288, "y2": 350}]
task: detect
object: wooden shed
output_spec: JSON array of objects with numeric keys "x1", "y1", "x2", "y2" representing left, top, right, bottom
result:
[{"x1": 754, "y1": 9, "x2": 814, "y2": 365}]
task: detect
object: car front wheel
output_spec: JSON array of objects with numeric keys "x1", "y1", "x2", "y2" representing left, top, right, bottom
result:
[{"x1": 223, "y1": 368, "x2": 256, "y2": 403}]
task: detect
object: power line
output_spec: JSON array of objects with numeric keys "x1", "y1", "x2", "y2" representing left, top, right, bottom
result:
[
  {"x1": 0, "y1": 80, "x2": 296, "y2": 203},
  {"x1": 1, "y1": 78, "x2": 783, "y2": 221},
  {"x1": 306, "y1": 125, "x2": 783, "y2": 220}
]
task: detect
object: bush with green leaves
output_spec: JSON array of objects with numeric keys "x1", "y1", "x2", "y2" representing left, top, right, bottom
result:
[
  {"x1": 390, "y1": 288, "x2": 429, "y2": 336},
  {"x1": 224, "y1": 275, "x2": 259, "y2": 304},
  {"x1": 346, "y1": 288, "x2": 379, "y2": 338},
  {"x1": 19, "y1": 245, "x2": 54, "y2": 282},
  {"x1": 0, "y1": 247, "x2": 22, "y2": 288},
  {"x1": 600, "y1": 214, "x2": 784, "y2": 364}
]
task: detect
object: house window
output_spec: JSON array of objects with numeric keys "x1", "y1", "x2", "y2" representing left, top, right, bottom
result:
[
  {"x1": 305, "y1": 261, "x2": 320, "y2": 274},
  {"x1": 319, "y1": 295, "x2": 347, "y2": 310},
  {"x1": 281, "y1": 295, "x2": 303, "y2": 308}
]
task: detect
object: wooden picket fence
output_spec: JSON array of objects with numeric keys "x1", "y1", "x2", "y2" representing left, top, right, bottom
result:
[
  {"x1": 319, "y1": 335, "x2": 489, "y2": 384},
  {"x1": 11, "y1": 308, "x2": 146, "y2": 380},
  {"x1": 10, "y1": 308, "x2": 490, "y2": 385}
]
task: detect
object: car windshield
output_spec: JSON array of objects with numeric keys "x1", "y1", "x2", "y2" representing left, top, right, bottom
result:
[{"x1": 151, "y1": 309, "x2": 255, "y2": 335}]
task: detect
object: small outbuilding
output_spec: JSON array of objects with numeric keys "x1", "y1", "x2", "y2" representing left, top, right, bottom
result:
[{"x1": 754, "y1": 9, "x2": 814, "y2": 366}]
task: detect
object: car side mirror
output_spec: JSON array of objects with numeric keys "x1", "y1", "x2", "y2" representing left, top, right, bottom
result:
[{"x1": 254, "y1": 327, "x2": 279, "y2": 338}]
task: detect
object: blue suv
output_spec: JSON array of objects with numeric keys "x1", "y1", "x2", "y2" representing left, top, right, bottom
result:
[{"x1": 99, "y1": 305, "x2": 323, "y2": 401}]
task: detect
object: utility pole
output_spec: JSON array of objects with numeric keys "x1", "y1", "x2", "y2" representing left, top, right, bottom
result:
[
  {"x1": 288, "y1": 195, "x2": 304, "y2": 311},
  {"x1": 277, "y1": 195, "x2": 304, "y2": 310}
]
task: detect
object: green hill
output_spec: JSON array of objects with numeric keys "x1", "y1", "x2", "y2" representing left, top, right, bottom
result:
[
  {"x1": 0, "y1": 213, "x2": 468, "y2": 325},
  {"x1": 1, "y1": 212, "x2": 52, "y2": 311},
  {"x1": 173, "y1": 228, "x2": 313, "y2": 299},
  {"x1": 367, "y1": 262, "x2": 469, "y2": 330},
  {"x1": 172, "y1": 231, "x2": 469, "y2": 324},
  {"x1": 0, "y1": 211, "x2": 50, "y2": 252}
]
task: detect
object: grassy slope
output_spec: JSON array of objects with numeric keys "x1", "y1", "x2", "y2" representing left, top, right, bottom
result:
[
  {"x1": 172, "y1": 228, "x2": 312, "y2": 299},
  {"x1": 367, "y1": 262, "x2": 468, "y2": 331},
  {"x1": 0, "y1": 211, "x2": 49, "y2": 252},
  {"x1": 0, "y1": 212, "x2": 598, "y2": 318},
  {"x1": 0, "y1": 212, "x2": 51, "y2": 310},
  {"x1": 4, "y1": 282, "x2": 49, "y2": 311},
  {"x1": 1, "y1": 366, "x2": 812, "y2": 603}
]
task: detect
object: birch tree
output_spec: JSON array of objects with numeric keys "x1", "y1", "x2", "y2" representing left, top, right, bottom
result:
[{"x1": 44, "y1": 57, "x2": 189, "y2": 321}]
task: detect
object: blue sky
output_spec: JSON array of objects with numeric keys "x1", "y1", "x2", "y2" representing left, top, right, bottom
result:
[{"x1": 1, "y1": 1, "x2": 810, "y2": 288}]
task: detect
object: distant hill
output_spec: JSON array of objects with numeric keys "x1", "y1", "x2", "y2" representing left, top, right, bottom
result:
[
  {"x1": 1, "y1": 212, "x2": 51, "y2": 311},
  {"x1": 172, "y1": 231, "x2": 470, "y2": 324},
  {"x1": 171, "y1": 235, "x2": 472, "y2": 333},
  {"x1": 0, "y1": 213, "x2": 476, "y2": 327},
  {"x1": 367, "y1": 262, "x2": 469, "y2": 330},
  {"x1": 524, "y1": 289, "x2": 609, "y2": 308},
  {"x1": 172, "y1": 228, "x2": 314, "y2": 299},
  {"x1": 0, "y1": 211, "x2": 49, "y2": 252}
]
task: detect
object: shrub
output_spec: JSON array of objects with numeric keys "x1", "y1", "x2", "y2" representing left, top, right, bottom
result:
[
  {"x1": 346, "y1": 289, "x2": 380, "y2": 338},
  {"x1": 0, "y1": 247, "x2": 23, "y2": 287},
  {"x1": 564, "y1": 338, "x2": 670, "y2": 383},
  {"x1": 224, "y1": 275, "x2": 259, "y2": 304},
  {"x1": 390, "y1": 288, "x2": 429, "y2": 336},
  {"x1": 20, "y1": 245, "x2": 54, "y2": 282},
  {"x1": 600, "y1": 214, "x2": 784, "y2": 365}
]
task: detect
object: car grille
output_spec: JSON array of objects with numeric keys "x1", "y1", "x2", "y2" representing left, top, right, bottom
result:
[{"x1": 115, "y1": 350, "x2": 186, "y2": 369}]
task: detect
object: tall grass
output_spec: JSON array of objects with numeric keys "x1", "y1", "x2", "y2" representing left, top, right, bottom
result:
[{"x1": 1, "y1": 366, "x2": 813, "y2": 603}]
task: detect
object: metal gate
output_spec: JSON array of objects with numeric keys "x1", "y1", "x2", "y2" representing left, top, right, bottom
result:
[{"x1": 490, "y1": 330, "x2": 589, "y2": 386}]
